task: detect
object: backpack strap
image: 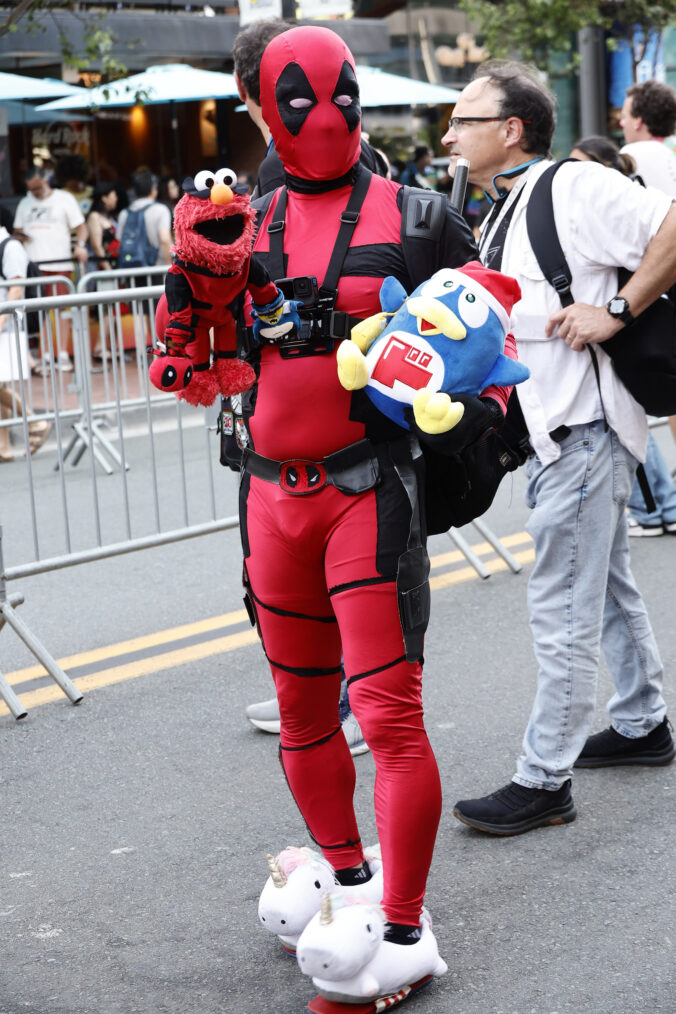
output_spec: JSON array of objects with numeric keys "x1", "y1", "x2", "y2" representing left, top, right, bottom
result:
[
  {"x1": 265, "y1": 186, "x2": 287, "y2": 282},
  {"x1": 0, "y1": 236, "x2": 9, "y2": 279},
  {"x1": 399, "y1": 186, "x2": 446, "y2": 289},
  {"x1": 526, "y1": 160, "x2": 656, "y2": 513},
  {"x1": 525, "y1": 160, "x2": 577, "y2": 308}
]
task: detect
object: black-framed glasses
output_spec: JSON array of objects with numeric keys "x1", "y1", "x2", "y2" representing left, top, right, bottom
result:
[{"x1": 448, "y1": 116, "x2": 531, "y2": 131}]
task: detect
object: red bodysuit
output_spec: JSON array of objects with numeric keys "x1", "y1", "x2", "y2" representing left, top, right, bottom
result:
[{"x1": 240, "y1": 26, "x2": 510, "y2": 927}]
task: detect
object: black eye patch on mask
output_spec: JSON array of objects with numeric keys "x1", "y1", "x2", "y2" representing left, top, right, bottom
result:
[
  {"x1": 331, "y1": 61, "x2": 361, "y2": 132},
  {"x1": 275, "y1": 63, "x2": 318, "y2": 136}
]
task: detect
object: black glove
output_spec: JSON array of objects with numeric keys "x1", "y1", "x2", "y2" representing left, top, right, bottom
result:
[{"x1": 407, "y1": 394, "x2": 503, "y2": 457}]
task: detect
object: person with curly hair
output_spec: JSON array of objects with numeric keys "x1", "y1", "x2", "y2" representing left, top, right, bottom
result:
[{"x1": 619, "y1": 80, "x2": 676, "y2": 196}]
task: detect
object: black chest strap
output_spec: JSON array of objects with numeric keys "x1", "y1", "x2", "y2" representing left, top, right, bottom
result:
[{"x1": 266, "y1": 167, "x2": 373, "y2": 303}]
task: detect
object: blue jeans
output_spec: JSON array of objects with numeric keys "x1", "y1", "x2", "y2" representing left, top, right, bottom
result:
[
  {"x1": 515, "y1": 421, "x2": 666, "y2": 790},
  {"x1": 627, "y1": 431, "x2": 676, "y2": 526}
]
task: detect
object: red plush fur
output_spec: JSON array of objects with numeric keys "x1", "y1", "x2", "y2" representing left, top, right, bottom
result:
[
  {"x1": 172, "y1": 192, "x2": 256, "y2": 274},
  {"x1": 150, "y1": 184, "x2": 275, "y2": 406}
]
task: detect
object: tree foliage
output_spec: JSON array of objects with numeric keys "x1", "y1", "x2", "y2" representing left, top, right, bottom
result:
[
  {"x1": 458, "y1": 0, "x2": 676, "y2": 74},
  {"x1": 1, "y1": 1, "x2": 129, "y2": 82}
]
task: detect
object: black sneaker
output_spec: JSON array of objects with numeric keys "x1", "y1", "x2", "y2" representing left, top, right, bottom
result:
[
  {"x1": 452, "y1": 779, "x2": 576, "y2": 836},
  {"x1": 575, "y1": 716, "x2": 675, "y2": 768}
]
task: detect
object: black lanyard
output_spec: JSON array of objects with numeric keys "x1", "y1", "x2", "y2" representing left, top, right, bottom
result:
[{"x1": 479, "y1": 185, "x2": 525, "y2": 271}]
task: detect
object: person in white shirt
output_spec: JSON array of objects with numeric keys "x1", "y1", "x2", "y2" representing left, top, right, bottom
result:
[
  {"x1": 618, "y1": 79, "x2": 676, "y2": 535},
  {"x1": 441, "y1": 61, "x2": 676, "y2": 836},
  {"x1": 13, "y1": 166, "x2": 88, "y2": 368},
  {"x1": 0, "y1": 206, "x2": 51, "y2": 461},
  {"x1": 619, "y1": 80, "x2": 676, "y2": 198}
]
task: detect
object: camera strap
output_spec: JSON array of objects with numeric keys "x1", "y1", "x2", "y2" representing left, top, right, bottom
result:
[{"x1": 265, "y1": 166, "x2": 373, "y2": 306}]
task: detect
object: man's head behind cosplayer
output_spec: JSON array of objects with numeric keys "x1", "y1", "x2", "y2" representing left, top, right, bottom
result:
[
  {"x1": 259, "y1": 26, "x2": 362, "y2": 182},
  {"x1": 442, "y1": 61, "x2": 556, "y2": 197},
  {"x1": 232, "y1": 18, "x2": 292, "y2": 107}
]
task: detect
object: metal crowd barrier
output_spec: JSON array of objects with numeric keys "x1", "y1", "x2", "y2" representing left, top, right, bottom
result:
[
  {"x1": 0, "y1": 274, "x2": 530, "y2": 719},
  {"x1": 0, "y1": 280, "x2": 240, "y2": 719}
]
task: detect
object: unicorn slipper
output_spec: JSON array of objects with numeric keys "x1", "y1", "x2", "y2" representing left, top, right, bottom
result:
[
  {"x1": 296, "y1": 897, "x2": 448, "y2": 1002},
  {"x1": 258, "y1": 845, "x2": 383, "y2": 955}
]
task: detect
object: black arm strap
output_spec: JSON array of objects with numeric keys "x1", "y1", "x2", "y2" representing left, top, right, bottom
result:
[{"x1": 526, "y1": 160, "x2": 656, "y2": 514}]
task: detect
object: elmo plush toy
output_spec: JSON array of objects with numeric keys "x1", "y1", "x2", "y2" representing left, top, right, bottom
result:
[{"x1": 150, "y1": 167, "x2": 293, "y2": 406}]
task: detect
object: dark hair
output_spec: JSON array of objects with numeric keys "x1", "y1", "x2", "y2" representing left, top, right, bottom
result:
[
  {"x1": 56, "y1": 154, "x2": 89, "y2": 186},
  {"x1": 413, "y1": 145, "x2": 431, "y2": 162},
  {"x1": 90, "y1": 181, "x2": 119, "y2": 215},
  {"x1": 131, "y1": 170, "x2": 158, "y2": 198},
  {"x1": 471, "y1": 60, "x2": 556, "y2": 157},
  {"x1": 626, "y1": 80, "x2": 676, "y2": 138},
  {"x1": 24, "y1": 165, "x2": 45, "y2": 183},
  {"x1": 572, "y1": 135, "x2": 636, "y2": 177},
  {"x1": 232, "y1": 18, "x2": 293, "y2": 105}
]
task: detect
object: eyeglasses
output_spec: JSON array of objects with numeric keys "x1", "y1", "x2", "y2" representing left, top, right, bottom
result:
[{"x1": 447, "y1": 116, "x2": 531, "y2": 132}]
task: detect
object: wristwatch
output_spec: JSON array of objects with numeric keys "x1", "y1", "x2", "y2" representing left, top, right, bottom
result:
[{"x1": 606, "y1": 295, "x2": 634, "y2": 325}]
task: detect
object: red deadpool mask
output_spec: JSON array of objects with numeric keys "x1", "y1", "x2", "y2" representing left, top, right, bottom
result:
[{"x1": 260, "y1": 26, "x2": 361, "y2": 182}]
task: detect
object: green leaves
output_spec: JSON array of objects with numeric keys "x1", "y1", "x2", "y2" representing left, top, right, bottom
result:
[{"x1": 458, "y1": 0, "x2": 676, "y2": 73}]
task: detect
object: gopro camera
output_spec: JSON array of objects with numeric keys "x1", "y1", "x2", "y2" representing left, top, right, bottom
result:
[{"x1": 276, "y1": 275, "x2": 319, "y2": 308}]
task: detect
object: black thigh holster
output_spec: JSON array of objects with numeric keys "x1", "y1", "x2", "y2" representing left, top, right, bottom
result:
[{"x1": 390, "y1": 439, "x2": 430, "y2": 663}]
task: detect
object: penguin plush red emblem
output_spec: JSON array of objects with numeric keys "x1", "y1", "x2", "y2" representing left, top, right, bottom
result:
[{"x1": 150, "y1": 167, "x2": 286, "y2": 406}]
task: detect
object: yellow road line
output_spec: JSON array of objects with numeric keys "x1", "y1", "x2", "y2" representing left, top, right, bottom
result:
[
  {"x1": 430, "y1": 548, "x2": 535, "y2": 589},
  {"x1": 1, "y1": 532, "x2": 535, "y2": 717},
  {"x1": 429, "y1": 530, "x2": 531, "y2": 570},
  {"x1": 0, "y1": 628, "x2": 259, "y2": 718},
  {"x1": 4, "y1": 608, "x2": 250, "y2": 687}
]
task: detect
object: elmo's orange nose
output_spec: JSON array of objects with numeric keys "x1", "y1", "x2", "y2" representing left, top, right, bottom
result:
[{"x1": 210, "y1": 183, "x2": 234, "y2": 205}]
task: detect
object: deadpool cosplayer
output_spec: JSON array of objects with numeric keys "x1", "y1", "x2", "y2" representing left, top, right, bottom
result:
[{"x1": 237, "y1": 26, "x2": 515, "y2": 1001}]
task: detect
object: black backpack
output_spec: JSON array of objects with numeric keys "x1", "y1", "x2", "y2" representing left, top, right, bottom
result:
[
  {"x1": 526, "y1": 160, "x2": 676, "y2": 417},
  {"x1": 0, "y1": 236, "x2": 42, "y2": 338},
  {"x1": 118, "y1": 205, "x2": 158, "y2": 269}
]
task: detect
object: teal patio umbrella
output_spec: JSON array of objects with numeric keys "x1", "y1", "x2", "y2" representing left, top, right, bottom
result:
[
  {"x1": 37, "y1": 64, "x2": 241, "y2": 178},
  {"x1": 0, "y1": 72, "x2": 86, "y2": 102}
]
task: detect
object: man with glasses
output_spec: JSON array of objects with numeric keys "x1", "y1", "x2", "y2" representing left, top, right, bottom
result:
[{"x1": 444, "y1": 62, "x2": 676, "y2": 837}]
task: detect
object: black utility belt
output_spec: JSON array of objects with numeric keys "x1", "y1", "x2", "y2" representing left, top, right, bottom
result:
[{"x1": 241, "y1": 438, "x2": 382, "y2": 496}]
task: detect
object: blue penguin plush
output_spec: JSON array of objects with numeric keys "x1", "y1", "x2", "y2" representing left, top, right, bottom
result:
[{"x1": 337, "y1": 260, "x2": 529, "y2": 434}]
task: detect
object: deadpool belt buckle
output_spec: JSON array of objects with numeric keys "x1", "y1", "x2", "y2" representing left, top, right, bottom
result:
[{"x1": 279, "y1": 459, "x2": 328, "y2": 494}]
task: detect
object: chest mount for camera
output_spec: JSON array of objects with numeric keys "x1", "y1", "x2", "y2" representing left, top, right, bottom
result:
[{"x1": 259, "y1": 168, "x2": 372, "y2": 358}]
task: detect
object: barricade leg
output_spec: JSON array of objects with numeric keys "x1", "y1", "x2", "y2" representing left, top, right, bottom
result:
[
  {"x1": 0, "y1": 595, "x2": 83, "y2": 713},
  {"x1": 447, "y1": 518, "x2": 524, "y2": 578},
  {"x1": 447, "y1": 526, "x2": 491, "y2": 579},
  {"x1": 471, "y1": 517, "x2": 523, "y2": 574},
  {"x1": 0, "y1": 667, "x2": 28, "y2": 720}
]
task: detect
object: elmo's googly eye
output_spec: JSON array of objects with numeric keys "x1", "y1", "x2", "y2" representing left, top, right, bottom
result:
[
  {"x1": 214, "y1": 168, "x2": 237, "y2": 187},
  {"x1": 194, "y1": 169, "x2": 216, "y2": 191}
]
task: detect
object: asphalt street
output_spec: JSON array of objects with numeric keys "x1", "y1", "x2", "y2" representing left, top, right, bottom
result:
[{"x1": 1, "y1": 420, "x2": 675, "y2": 1014}]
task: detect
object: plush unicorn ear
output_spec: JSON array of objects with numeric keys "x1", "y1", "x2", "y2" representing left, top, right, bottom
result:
[{"x1": 379, "y1": 276, "x2": 408, "y2": 314}]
